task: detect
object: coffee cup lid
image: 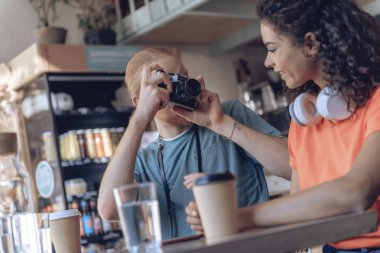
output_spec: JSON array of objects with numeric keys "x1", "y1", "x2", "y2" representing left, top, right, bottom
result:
[
  {"x1": 194, "y1": 172, "x2": 235, "y2": 186},
  {"x1": 49, "y1": 209, "x2": 80, "y2": 220}
]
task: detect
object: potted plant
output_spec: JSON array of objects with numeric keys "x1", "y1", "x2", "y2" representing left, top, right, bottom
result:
[
  {"x1": 29, "y1": 0, "x2": 67, "y2": 44},
  {"x1": 63, "y1": 0, "x2": 117, "y2": 45}
]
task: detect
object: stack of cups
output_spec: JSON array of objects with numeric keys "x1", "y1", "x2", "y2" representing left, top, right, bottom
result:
[
  {"x1": 192, "y1": 173, "x2": 238, "y2": 245},
  {"x1": 49, "y1": 209, "x2": 81, "y2": 253}
]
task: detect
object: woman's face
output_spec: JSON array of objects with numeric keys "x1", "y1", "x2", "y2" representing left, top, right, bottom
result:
[
  {"x1": 260, "y1": 21, "x2": 320, "y2": 89},
  {"x1": 154, "y1": 55, "x2": 192, "y2": 126}
]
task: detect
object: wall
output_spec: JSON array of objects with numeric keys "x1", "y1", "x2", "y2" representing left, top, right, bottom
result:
[
  {"x1": 0, "y1": 0, "x2": 35, "y2": 63},
  {"x1": 0, "y1": 0, "x2": 82, "y2": 63},
  {"x1": 180, "y1": 46, "x2": 267, "y2": 102},
  {"x1": 0, "y1": 0, "x2": 267, "y2": 102}
]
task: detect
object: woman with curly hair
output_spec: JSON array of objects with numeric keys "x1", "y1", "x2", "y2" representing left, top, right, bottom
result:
[{"x1": 178, "y1": 0, "x2": 380, "y2": 251}]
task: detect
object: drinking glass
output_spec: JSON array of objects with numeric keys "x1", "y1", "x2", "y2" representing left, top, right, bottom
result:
[
  {"x1": 113, "y1": 182, "x2": 162, "y2": 253},
  {"x1": 11, "y1": 213, "x2": 52, "y2": 253},
  {"x1": 36, "y1": 213, "x2": 51, "y2": 253},
  {"x1": 0, "y1": 215, "x2": 14, "y2": 253}
]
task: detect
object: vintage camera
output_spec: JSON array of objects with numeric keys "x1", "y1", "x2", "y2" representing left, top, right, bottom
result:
[{"x1": 158, "y1": 72, "x2": 201, "y2": 111}]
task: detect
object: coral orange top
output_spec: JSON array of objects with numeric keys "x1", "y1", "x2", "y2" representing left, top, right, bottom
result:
[{"x1": 289, "y1": 87, "x2": 380, "y2": 249}]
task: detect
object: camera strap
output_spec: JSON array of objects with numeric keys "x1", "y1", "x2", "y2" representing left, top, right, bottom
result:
[
  {"x1": 194, "y1": 125, "x2": 203, "y2": 173},
  {"x1": 157, "y1": 125, "x2": 203, "y2": 238}
]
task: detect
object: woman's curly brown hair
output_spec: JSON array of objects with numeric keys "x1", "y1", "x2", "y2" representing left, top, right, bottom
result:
[{"x1": 256, "y1": 0, "x2": 380, "y2": 107}]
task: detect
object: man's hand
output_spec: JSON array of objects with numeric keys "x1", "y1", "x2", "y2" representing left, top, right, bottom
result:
[
  {"x1": 171, "y1": 76, "x2": 225, "y2": 131},
  {"x1": 134, "y1": 63, "x2": 173, "y2": 124}
]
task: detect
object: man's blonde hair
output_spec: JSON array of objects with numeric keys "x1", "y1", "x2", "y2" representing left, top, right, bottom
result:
[{"x1": 125, "y1": 48, "x2": 176, "y2": 97}]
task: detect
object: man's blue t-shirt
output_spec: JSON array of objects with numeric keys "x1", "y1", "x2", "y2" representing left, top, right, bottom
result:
[{"x1": 134, "y1": 100, "x2": 281, "y2": 239}]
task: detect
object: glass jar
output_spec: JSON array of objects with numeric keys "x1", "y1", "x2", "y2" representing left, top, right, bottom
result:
[
  {"x1": 84, "y1": 129, "x2": 97, "y2": 159},
  {"x1": 93, "y1": 129, "x2": 105, "y2": 159},
  {"x1": 76, "y1": 129, "x2": 87, "y2": 160},
  {"x1": 0, "y1": 132, "x2": 35, "y2": 214},
  {"x1": 42, "y1": 131, "x2": 56, "y2": 162},
  {"x1": 67, "y1": 130, "x2": 80, "y2": 161},
  {"x1": 100, "y1": 128, "x2": 113, "y2": 158}
]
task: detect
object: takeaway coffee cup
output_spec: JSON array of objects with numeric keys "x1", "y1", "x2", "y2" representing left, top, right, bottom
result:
[
  {"x1": 49, "y1": 209, "x2": 81, "y2": 253},
  {"x1": 192, "y1": 173, "x2": 238, "y2": 244}
]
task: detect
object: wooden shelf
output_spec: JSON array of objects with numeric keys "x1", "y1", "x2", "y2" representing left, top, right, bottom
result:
[
  {"x1": 116, "y1": 0, "x2": 380, "y2": 56},
  {"x1": 116, "y1": 0, "x2": 258, "y2": 55},
  {"x1": 131, "y1": 12, "x2": 256, "y2": 45},
  {"x1": 55, "y1": 109, "x2": 133, "y2": 121}
]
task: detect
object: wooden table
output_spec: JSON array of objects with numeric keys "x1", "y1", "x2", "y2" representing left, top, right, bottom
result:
[{"x1": 163, "y1": 210, "x2": 378, "y2": 253}]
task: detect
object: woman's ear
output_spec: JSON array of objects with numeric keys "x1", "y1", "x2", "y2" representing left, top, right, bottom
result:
[
  {"x1": 304, "y1": 32, "x2": 319, "y2": 56},
  {"x1": 132, "y1": 95, "x2": 139, "y2": 107}
]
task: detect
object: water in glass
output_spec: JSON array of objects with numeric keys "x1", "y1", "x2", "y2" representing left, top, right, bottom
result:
[{"x1": 118, "y1": 200, "x2": 161, "y2": 253}]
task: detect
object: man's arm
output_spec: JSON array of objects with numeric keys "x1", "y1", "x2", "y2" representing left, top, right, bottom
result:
[
  {"x1": 98, "y1": 63, "x2": 173, "y2": 220},
  {"x1": 97, "y1": 114, "x2": 147, "y2": 220}
]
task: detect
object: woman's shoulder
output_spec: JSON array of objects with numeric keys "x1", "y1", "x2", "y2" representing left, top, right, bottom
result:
[
  {"x1": 371, "y1": 85, "x2": 380, "y2": 99},
  {"x1": 364, "y1": 86, "x2": 380, "y2": 109}
]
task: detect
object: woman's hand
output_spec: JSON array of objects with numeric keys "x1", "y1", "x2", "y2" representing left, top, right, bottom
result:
[
  {"x1": 134, "y1": 63, "x2": 172, "y2": 124},
  {"x1": 184, "y1": 173, "x2": 206, "y2": 189},
  {"x1": 185, "y1": 201, "x2": 204, "y2": 233},
  {"x1": 171, "y1": 76, "x2": 225, "y2": 131}
]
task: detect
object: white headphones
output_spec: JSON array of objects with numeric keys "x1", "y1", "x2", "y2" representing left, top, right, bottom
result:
[{"x1": 289, "y1": 86, "x2": 355, "y2": 126}]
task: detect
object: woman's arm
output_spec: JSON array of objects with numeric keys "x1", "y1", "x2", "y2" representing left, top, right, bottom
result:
[
  {"x1": 238, "y1": 132, "x2": 380, "y2": 228},
  {"x1": 187, "y1": 132, "x2": 380, "y2": 230},
  {"x1": 172, "y1": 88, "x2": 291, "y2": 180},
  {"x1": 216, "y1": 115, "x2": 290, "y2": 179},
  {"x1": 289, "y1": 169, "x2": 299, "y2": 195}
]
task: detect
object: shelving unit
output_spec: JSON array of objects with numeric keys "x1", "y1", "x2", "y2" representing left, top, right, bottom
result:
[
  {"x1": 14, "y1": 72, "x2": 130, "y2": 248},
  {"x1": 18, "y1": 72, "x2": 133, "y2": 209},
  {"x1": 50, "y1": 73, "x2": 133, "y2": 193}
]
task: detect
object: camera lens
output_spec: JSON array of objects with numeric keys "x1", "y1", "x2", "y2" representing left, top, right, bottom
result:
[{"x1": 184, "y1": 79, "x2": 201, "y2": 98}]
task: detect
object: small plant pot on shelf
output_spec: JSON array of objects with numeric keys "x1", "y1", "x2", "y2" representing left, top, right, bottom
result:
[
  {"x1": 34, "y1": 27, "x2": 67, "y2": 44},
  {"x1": 84, "y1": 29, "x2": 116, "y2": 45}
]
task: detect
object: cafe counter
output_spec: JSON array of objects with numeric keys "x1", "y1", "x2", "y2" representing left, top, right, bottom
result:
[{"x1": 100, "y1": 210, "x2": 377, "y2": 253}]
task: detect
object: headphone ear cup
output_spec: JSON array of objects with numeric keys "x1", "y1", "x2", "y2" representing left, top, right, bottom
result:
[
  {"x1": 289, "y1": 93, "x2": 322, "y2": 126},
  {"x1": 289, "y1": 102, "x2": 304, "y2": 126},
  {"x1": 316, "y1": 86, "x2": 353, "y2": 120}
]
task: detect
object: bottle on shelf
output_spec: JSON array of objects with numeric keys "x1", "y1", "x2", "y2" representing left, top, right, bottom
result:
[
  {"x1": 69, "y1": 197, "x2": 85, "y2": 238},
  {"x1": 85, "y1": 129, "x2": 97, "y2": 160},
  {"x1": 100, "y1": 128, "x2": 113, "y2": 158},
  {"x1": 81, "y1": 198, "x2": 94, "y2": 238},
  {"x1": 76, "y1": 129, "x2": 88, "y2": 160},
  {"x1": 68, "y1": 130, "x2": 81, "y2": 161},
  {"x1": 59, "y1": 126, "x2": 126, "y2": 165},
  {"x1": 93, "y1": 129, "x2": 105, "y2": 160},
  {"x1": 89, "y1": 198, "x2": 103, "y2": 236}
]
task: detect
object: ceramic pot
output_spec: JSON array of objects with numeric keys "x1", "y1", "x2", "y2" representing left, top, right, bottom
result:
[{"x1": 34, "y1": 27, "x2": 67, "y2": 44}]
